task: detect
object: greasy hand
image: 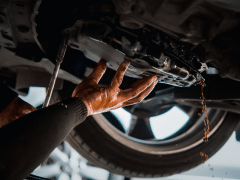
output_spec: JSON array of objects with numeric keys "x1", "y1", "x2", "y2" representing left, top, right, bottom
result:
[
  {"x1": 72, "y1": 59, "x2": 158, "y2": 116},
  {"x1": 0, "y1": 97, "x2": 36, "y2": 128}
]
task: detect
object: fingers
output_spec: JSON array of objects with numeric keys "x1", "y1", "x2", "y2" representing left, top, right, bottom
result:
[
  {"x1": 110, "y1": 60, "x2": 130, "y2": 91},
  {"x1": 123, "y1": 80, "x2": 157, "y2": 106},
  {"x1": 87, "y1": 59, "x2": 107, "y2": 83},
  {"x1": 119, "y1": 75, "x2": 158, "y2": 102}
]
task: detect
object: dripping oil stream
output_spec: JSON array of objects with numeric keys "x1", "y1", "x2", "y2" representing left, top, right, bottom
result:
[
  {"x1": 200, "y1": 152, "x2": 208, "y2": 163},
  {"x1": 199, "y1": 79, "x2": 209, "y2": 141},
  {"x1": 199, "y1": 79, "x2": 209, "y2": 162}
]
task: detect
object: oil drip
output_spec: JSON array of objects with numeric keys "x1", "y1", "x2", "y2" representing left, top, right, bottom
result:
[
  {"x1": 199, "y1": 79, "x2": 209, "y2": 142},
  {"x1": 199, "y1": 79, "x2": 209, "y2": 163},
  {"x1": 200, "y1": 152, "x2": 208, "y2": 163}
]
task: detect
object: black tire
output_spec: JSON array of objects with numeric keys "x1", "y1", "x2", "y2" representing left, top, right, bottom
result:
[{"x1": 66, "y1": 112, "x2": 239, "y2": 178}]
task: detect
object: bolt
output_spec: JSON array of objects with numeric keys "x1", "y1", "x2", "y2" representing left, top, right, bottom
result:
[
  {"x1": 164, "y1": 42, "x2": 169, "y2": 49},
  {"x1": 170, "y1": 41, "x2": 177, "y2": 48}
]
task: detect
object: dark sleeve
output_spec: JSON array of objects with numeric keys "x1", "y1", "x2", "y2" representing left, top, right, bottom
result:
[
  {"x1": 0, "y1": 97, "x2": 88, "y2": 180},
  {"x1": 0, "y1": 83, "x2": 18, "y2": 113}
]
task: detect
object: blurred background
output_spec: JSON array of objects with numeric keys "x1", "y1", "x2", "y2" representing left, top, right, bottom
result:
[{"x1": 20, "y1": 87, "x2": 240, "y2": 180}]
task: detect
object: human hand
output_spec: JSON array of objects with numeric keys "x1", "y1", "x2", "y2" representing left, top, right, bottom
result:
[
  {"x1": 72, "y1": 59, "x2": 158, "y2": 116},
  {"x1": 0, "y1": 97, "x2": 36, "y2": 128}
]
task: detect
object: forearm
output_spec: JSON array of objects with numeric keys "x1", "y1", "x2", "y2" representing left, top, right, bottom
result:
[
  {"x1": 0, "y1": 97, "x2": 36, "y2": 128},
  {"x1": 0, "y1": 98, "x2": 88, "y2": 180}
]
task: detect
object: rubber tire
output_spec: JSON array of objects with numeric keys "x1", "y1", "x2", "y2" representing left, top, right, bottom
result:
[{"x1": 66, "y1": 112, "x2": 239, "y2": 178}]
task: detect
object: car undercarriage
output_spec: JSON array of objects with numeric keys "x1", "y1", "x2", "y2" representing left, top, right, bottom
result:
[{"x1": 1, "y1": 0, "x2": 240, "y2": 178}]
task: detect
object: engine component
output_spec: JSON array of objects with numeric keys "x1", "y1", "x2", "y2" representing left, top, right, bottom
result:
[
  {"x1": 112, "y1": 0, "x2": 240, "y2": 45},
  {"x1": 0, "y1": 0, "x2": 44, "y2": 60},
  {"x1": 112, "y1": 0, "x2": 240, "y2": 82},
  {"x1": 66, "y1": 20, "x2": 206, "y2": 87}
]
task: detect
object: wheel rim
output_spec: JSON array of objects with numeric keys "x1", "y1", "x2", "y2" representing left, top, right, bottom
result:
[{"x1": 92, "y1": 107, "x2": 227, "y2": 155}]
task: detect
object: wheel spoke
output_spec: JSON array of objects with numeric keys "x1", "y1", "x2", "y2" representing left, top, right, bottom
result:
[
  {"x1": 176, "y1": 104, "x2": 198, "y2": 118},
  {"x1": 127, "y1": 116, "x2": 155, "y2": 140},
  {"x1": 33, "y1": 164, "x2": 62, "y2": 178},
  {"x1": 176, "y1": 104, "x2": 192, "y2": 114},
  {"x1": 103, "y1": 112, "x2": 125, "y2": 133},
  {"x1": 58, "y1": 173, "x2": 70, "y2": 180}
]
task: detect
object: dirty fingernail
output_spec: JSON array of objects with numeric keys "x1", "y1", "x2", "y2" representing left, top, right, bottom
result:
[
  {"x1": 124, "y1": 61, "x2": 130, "y2": 66},
  {"x1": 122, "y1": 65, "x2": 129, "y2": 72},
  {"x1": 150, "y1": 75, "x2": 157, "y2": 80}
]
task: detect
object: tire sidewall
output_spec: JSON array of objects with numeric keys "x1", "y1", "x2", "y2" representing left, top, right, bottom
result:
[{"x1": 67, "y1": 112, "x2": 239, "y2": 177}]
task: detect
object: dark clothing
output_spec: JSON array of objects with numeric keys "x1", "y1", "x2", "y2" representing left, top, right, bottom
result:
[
  {"x1": 0, "y1": 84, "x2": 88, "y2": 180},
  {"x1": 0, "y1": 83, "x2": 17, "y2": 113}
]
